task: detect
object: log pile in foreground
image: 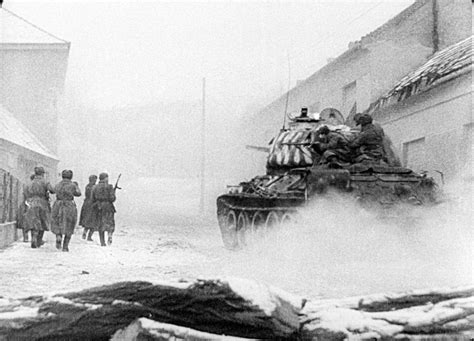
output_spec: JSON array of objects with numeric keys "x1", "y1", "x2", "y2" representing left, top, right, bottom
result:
[
  {"x1": 300, "y1": 286, "x2": 474, "y2": 340},
  {"x1": 0, "y1": 278, "x2": 472, "y2": 340}
]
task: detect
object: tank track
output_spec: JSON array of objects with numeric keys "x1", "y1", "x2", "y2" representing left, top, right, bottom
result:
[{"x1": 216, "y1": 194, "x2": 305, "y2": 250}]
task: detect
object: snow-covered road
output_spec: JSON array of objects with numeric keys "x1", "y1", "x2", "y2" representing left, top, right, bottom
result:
[{"x1": 0, "y1": 177, "x2": 472, "y2": 300}]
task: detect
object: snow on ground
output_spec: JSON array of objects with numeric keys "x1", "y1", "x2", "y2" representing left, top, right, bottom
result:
[{"x1": 0, "y1": 176, "x2": 472, "y2": 300}]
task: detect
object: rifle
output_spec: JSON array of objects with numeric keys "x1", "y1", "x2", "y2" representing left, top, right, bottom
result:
[{"x1": 114, "y1": 173, "x2": 122, "y2": 191}]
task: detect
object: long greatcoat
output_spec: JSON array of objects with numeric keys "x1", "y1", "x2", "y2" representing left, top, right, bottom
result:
[
  {"x1": 51, "y1": 180, "x2": 81, "y2": 237},
  {"x1": 349, "y1": 123, "x2": 385, "y2": 162},
  {"x1": 79, "y1": 183, "x2": 97, "y2": 229},
  {"x1": 23, "y1": 176, "x2": 54, "y2": 232},
  {"x1": 91, "y1": 180, "x2": 116, "y2": 233},
  {"x1": 318, "y1": 131, "x2": 351, "y2": 164}
]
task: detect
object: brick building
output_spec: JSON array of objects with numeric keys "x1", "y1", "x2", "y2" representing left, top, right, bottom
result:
[{"x1": 245, "y1": 0, "x2": 472, "y2": 179}]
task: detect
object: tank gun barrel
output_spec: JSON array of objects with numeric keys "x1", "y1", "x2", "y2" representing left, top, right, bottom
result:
[{"x1": 245, "y1": 145, "x2": 270, "y2": 153}]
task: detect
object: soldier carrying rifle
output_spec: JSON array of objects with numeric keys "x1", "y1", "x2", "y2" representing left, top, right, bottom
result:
[
  {"x1": 91, "y1": 172, "x2": 120, "y2": 246},
  {"x1": 23, "y1": 167, "x2": 55, "y2": 248}
]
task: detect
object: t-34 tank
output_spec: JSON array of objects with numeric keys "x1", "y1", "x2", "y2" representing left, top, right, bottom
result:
[{"x1": 217, "y1": 108, "x2": 439, "y2": 249}]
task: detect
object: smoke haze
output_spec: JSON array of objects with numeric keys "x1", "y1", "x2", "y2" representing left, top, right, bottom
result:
[
  {"x1": 3, "y1": 0, "x2": 472, "y2": 299},
  {"x1": 115, "y1": 174, "x2": 472, "y2": 299}
]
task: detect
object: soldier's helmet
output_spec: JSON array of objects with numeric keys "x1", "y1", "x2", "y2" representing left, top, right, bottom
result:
[
  {"x1": 353, "y1": 113, "x2": 362, "y2": 125},
  {"x1": 317, "y1": 125, "x2": 330, "y2": 135},
  {"x1": 357, "y1": 114, "x2": 373, "y2": 126},
  {"x1": 62, "y1": 169, "x2": 73, "y2": 179},
  {"x1": 99, "y1": 172, "x2": 108, "y2": 181},
  {"x1": 34, "y1": 166, "x2": 45, "y2": 175}
]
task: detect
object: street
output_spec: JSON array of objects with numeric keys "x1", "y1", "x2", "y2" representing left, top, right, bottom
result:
[{"x1": 1, "y1": 177, "x2": 472, "y2": 301}]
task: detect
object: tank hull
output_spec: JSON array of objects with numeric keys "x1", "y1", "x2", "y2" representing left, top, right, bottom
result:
[{"x1": 217, "y1": 165, "x2": 438, "y2": 249}]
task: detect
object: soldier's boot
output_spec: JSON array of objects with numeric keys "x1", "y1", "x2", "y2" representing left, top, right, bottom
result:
[
  {"x1": 99, "y1": 231, "x2": 106, "y2": 247},
  {"x1": 37, "y1": 231, "x2": 45, "y2": 247},
  {"x1": 87, "y1": 229, "x2": 94, "y2": 241},
  {"x1": 82, "y1": 229, "x2": 88, "y2": 239},
  {"x1": 31, "y1": 231, "x2": 38, "y2": 248},
  {"x1": 107, "y1": 232, "x2": 113, "y2": 245},
  {"x1": 23, "y1": 230, "x2": 29, "y2": 242},
  {"x1": 62, "y1": 236, "x2": 71, "y2": 252},
  {"x1": 56, "y1": 234, "x2": 62, "y2": 250}
]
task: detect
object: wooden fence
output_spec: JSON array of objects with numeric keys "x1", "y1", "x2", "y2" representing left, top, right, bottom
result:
[{"x1": 0, "y1": 169, "x2": 21, "y2": 248}]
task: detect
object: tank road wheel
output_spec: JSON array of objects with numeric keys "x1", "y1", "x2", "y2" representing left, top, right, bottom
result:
[
  {"x1": 250, "y1": 211, "x2": 265, "y2": 231},
  {"x1": 264, "y1": 211, "x2": 280, "y2": 229},
  {"x1": 236, "y1": 211, "x2": 249, "y2": 247},
  {"x1": 219, "y1": 209, "x2": 238, "y2": 250},
  {"x1": 280, "y1": 212, "x2": 298, "y2": 226}
]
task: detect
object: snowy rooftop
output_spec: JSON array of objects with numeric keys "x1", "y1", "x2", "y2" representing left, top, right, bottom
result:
[
  {"x1": 0, "y1": 7, "x2": 68, "y2": 45},
  {"x1": 0, "y1": 105, "x2": 58, "y2": 160},
  {"x1": 368, "y1": 35, "x2": 473, "y2": 112}
]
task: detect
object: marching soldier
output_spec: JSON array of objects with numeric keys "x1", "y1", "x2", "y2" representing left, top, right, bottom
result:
[
  {"x1": 79, "y1": 174, "x2": 98, "y2": 241},
  {"x1": 92, "y1": 172, "x2": 116, "y2": 246},
  {"x1": 51, "y1": 170, "x2": 81, "y2": 252},
  {"x1": 23, "y1": 167, "x2": 54, "y2": 248}
]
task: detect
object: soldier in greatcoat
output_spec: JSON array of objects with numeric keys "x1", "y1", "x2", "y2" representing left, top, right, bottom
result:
[
  {"x1": 51, "y1": 170, "x2": 81, "y2": 252},
  {"x1": 92, "y1": 172, "x2": 116, "y2": 246},
  {"x1": 23, "y1": 167, "x2": 55, "y2": 248},
  {"x1": 313, "y1": 125, "x2": 351, "y2": 167},
  {"x1": 79, "y1": 174, "x2": 98, "y2": 241},
  {"x1": 349, "y1": 114, "x2": 385, "y2": 163}
]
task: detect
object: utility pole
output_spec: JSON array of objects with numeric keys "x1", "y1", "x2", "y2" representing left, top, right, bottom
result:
[{"x1": 199, "y1": 77, "x2": 206, "y2": 214}]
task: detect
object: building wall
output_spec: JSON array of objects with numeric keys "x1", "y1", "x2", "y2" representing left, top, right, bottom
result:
[
  {"x1": 0, "y1": 45, "x2": 70, "y2": 154},
  {"x1": 0, "y1": 140, "x2": 58, "y2": 183},
  {"x1": 373, "y1": 73, "x2": 472, "y2": 180},
  {"x1": 0, "y1": 168, "x2": 21, "y2": 249},
  {"x1": 436, "y1": 0, "x2": 473, "y2": 50},
  {"x1": 251, "y1": 1, "x2": 437, "y2": 143}
]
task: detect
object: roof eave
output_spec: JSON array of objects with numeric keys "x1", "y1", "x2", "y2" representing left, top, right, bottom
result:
[
  {"x1": 0, "y1": 138, "x2": 59, "y2": 162},
  {"x1": 0, "y1": 42, "x2": 70, "y2": 50},
  {"x1": 368, "y1": 65, "x2": 472, "y2": 115},
  {"x1": 258, "y1": 45, "x2": 367, "y2": 115}
]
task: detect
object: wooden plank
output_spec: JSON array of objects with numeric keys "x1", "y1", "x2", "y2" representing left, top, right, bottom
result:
[
  {"x1": 8, "y1": 175, "x2": 13, "y2": 222},
  {"x1": 1, "y1": 171, "x2": 6, "y2": 223},
  {"x1": 4, "y1": 173, "x2": 11, "y2": 223}
]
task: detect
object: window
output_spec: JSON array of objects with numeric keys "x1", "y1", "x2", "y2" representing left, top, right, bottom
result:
[
  {"x1": 402, "y1": 137, "x2": 426, "y2": 171},
  {"x1": 342, "y1": 81, "x2": 357, "y2": 117}
]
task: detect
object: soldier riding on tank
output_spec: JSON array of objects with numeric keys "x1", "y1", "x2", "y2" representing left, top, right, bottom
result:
[
  {"x1": 349, "y1": 113, "x2": 385, "y2": 164},
  {"x1": 312, "y1": 125, "x2": 351, "y2": 168}
]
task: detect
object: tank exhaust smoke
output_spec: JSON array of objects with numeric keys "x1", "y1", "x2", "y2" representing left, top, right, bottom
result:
[{"x1": 211, "y1": 177, "x2": 472, "y2": 299}]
